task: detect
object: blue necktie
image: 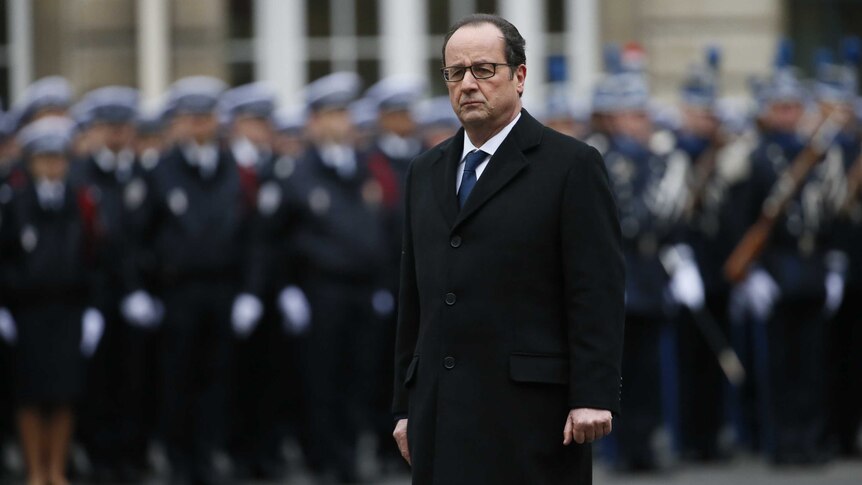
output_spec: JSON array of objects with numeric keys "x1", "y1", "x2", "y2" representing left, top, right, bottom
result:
[{"x1": 458, "y1": 149, "x2": 487, "y2": 208}]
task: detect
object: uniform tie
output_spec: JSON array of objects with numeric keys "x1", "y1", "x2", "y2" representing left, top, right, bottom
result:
[{"x1": 458, "y1": 149, "x2": 487, "y2": 208}]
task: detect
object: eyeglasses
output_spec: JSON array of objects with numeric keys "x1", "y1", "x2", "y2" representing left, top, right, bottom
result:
[{"x1": 440, "y1": 63, "x2": 514, "y2": 82}]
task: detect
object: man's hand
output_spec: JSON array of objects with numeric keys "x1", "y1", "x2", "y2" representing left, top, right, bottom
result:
[
  {"x1": 393, "y1": 418, "x2": 410, "y2": 465},
  {"x1": 563, "y1": 408, "x2": 612, "y2": 445}
]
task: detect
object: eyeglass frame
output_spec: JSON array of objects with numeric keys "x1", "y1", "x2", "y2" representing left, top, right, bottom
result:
[{"x1": 440, "y1": 63, "x2": 517, "y2": 82}]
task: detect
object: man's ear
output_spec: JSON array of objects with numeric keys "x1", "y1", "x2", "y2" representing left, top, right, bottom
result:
[{"x1": 515, "y1": 64, "x2": 527, "y2": 95}]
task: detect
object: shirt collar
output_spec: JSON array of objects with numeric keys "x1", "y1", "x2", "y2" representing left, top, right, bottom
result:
[{"x1": 461, "y1": 112, "x2": 521, "y2": 161}]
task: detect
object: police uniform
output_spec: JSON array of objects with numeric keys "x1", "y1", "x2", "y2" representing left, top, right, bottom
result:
[
  {"x1": 256, "y1": 72, "x2": 388, "y2": 482},
  {"x1": 602, "y1": 71, "x2": 688, "y2": 470},
  {"x1": 672, "y1": 49, "x2": 748, "y2": 461},
  {"x1": 814, "y1": 44, "x2": 862, "y2": 457},
  {"x1": 220, "y1": 82, "x2": 290, "y2": 480},
  {"x1": 739, "y1": 62, "x2": 845, "y2": 464},
  {"x1": 140, "y1": 76, "x2": 250, "y2": 484},
  {"x1": 362, "y1": 75, "x2": 426, "y2": 472},
  {"x1": 0, "y1": 117, "x2": 99, "y2": 407},
  {"x1": 0, "y1": 109, "x2": 22, "y2": 442},
  {"x1": 69, "y1": 86, "x2": 159, "y2": 481}
]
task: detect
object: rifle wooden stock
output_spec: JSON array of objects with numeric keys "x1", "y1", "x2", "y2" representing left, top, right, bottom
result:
[
  {"x1": 840, "y1": 149, "x2": 862, "y2": 216},
  {"x1": 723, "y1": 217, "x2": 774, "y2": 284},
  {"x1": 722, "y1": 111, "x2": 847, "y2": 283}
]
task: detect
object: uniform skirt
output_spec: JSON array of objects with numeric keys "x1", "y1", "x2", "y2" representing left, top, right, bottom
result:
[{"x1": 12, "y1": 303, "x2": 84, "y2": 406}]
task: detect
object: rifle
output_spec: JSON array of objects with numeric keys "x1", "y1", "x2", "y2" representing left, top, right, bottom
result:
[
  {"x1": 722, "y1": 110, "x2": 848, "y2": 284},
  {"x1": 682, "y1": 137, "x2": 722, "y2": 222},
  {"x1": 660, "y1": 246, "x2": 746, "y2": 386},
  {"x1": 840, "y1": 147, "x2": 862, "y2": 217}
]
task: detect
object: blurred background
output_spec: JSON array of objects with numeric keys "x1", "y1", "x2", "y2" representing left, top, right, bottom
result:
[
  {"x1": 0, "y1": 1, "x2": 862, "y2": 485},
  {"x1": 0, "y1": 0, "x2": 858, "y2": 106}
]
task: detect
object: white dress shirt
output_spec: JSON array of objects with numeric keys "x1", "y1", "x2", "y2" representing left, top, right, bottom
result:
[{"x1": 456, "y1": 113, "x2": 521, "y2": 193}]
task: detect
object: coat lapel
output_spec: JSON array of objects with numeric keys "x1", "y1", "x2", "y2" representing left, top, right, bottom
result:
[
  {"x1": 431, "y1": 132, "x2": 463, "y2": 228},
  {"x1": 452, "y1": 110, "x2": 543, "y2": 230}
]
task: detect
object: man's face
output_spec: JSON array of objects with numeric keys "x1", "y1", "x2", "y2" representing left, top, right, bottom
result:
[
  {"x1": 379, "y1": 110, "x2": 416, "y2": 138},
  {"x1": 611, "y1": 110, "x2": 653, "y2": 144},
  {"x1": 443, "y1": 23, "x2": 526, "y2": 132},
  {"x1": 682, "y1": 106, "x2": 719, "y2": 139},
  {"x1": 29, "y1": 153, "x2": 68, "y2": 182},
  {"x1": 308, "y1": 108, "x2": 353, "y2": 145},
  {"x1": 233, "y1": 116, "x2": 273, "y2": 148},
  {"x1": 93, "y1": 122, "x2": 136, "y2": 152},
  {"x1": 175, "y1": 113, "x2": 219, "y2": 143},
  {"x1": 764, "y1": 101, "x2": 804, "y2": 134}
]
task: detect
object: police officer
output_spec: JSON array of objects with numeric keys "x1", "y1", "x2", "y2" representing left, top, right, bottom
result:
[
  {"x1": 736, "y1": 42, "x2": 845, "y2": 464},
  {"x1": 584, "y1": 45, "x2": 626, "y2": 158},
  {"x1": 140, "y1": 76, "x2": 252, "y2": 485},
  {"x1": 670, "y1": 48, "x2": 748, "y2": 462},
  {"x1": 814, "y1": 38, "x2": 862, "y2": 458},
  {"x1": 71, "y1": 86, "x2": 161, "y2": 482},
  {"x1": 135, "y1": 104, "x2": 168, "y2": 170},
  {"x1": 254, "y1": 72, "x2": 388, "y2": 483},
  {"x1": 362, "y1": 75, "x2": 426, "y2": 474},
  {"x1": 12, "y1": 76, "x2": 74, "y2": 131},
  {"x1": 0, "y1": 107, "x2": 21, "y2": 482},
  {"x1": 602, "y1": 70, "x2": 689, "y2": 471},
  {"x1": 0, "y1": 116, "x2": 105, "y2": 485},
  {"x1": 411, "y1": 96, "x2": 460, "y2": 149},
  {"x1": 272, "y1": 105, "x2": 307, "y2": 159},
  {"x1": 219, "y1": 81, "x2": 290, "y2": 480}
]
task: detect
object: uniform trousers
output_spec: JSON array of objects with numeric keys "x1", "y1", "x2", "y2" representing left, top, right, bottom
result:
[
  {"x1": 301, "y1": 275, "x2": 374, "y2": 479},
  {"x1": 676, "y1": 291, "x2": 730, "y2": 460},
  {"x1": 159, "y1": 280, "x2": 235, "y2": 483},
  {"x1": 826, "y1": 284, "x2": 862, "y2": 456},
  {"x1": 764, "y1": 295, "x2": 828, "y2": 463},
  {"x1": 615, "y1": 313, "x2": 664, "y2": 469}
]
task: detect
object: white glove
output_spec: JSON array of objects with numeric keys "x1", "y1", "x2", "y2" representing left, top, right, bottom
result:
[
  {"x1": 372, "y1": 289, "x2": 395, "y2": 317},
  {"x1": 669, "y1": 258, "x2": 705, "y2": 311},
  {"x1": 231, "y1": 293, "x2": 263, "y2": 338},
  {"x1": 0, "y1": 308, "x2": 17, "y2": 344},
  {"x1": 80, "y1": 308, "x2": 105, "y2": 357},
  {"x1": 744, "y1": 268, "x2": 780, "y2": 322},
  {"x1": 278, "y1": 286, "x2": 311, "y2": 335},
  {"x1": 823, "y1": 272, "x2": 845, "y2": 319},
  {"x1": 121, "y1": 290, "x2": 161, "y2": 328}
]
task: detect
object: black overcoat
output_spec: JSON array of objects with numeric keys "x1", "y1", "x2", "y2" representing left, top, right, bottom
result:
[{"x1": 392, "y1": 111, "x2": 625, "y2": 485}]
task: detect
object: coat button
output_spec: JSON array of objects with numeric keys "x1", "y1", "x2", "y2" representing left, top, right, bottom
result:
[
  {"x1": 444, "y1": 293, "x2": 456, "y2": 305},
  {"x1": 443, "y1": 356, "x2": 455, "y2": 369},
  {"x1": 450, "y1": 235, "x2": 462, "y2": 248}
]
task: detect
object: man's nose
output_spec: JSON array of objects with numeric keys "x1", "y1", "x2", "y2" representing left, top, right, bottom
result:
[{"x1": 459, "y1": 69, "x2": 479, "y2": 89}]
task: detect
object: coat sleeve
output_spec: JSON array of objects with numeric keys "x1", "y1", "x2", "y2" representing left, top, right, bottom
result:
[
  {"x1": 392, "y1": 160, "x2": 420, "y2": 417},
  {"x1": 561, "y1": 145, "x2": 626, "y2": 415}
]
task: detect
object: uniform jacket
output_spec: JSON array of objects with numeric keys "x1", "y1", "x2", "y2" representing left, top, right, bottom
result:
[
  {"x1": 140, "y1": 144, "x2": 252, "y2": 289},
  {"x1": 745, "y1": 131, "x2": 843, "y2": 299},
  {"x1": 0, "y1": 180, "x2": 96, "y2": 308},
  {"x1": 603, "y1": 134, "x2": 681, "y2": 317},
  {"x1": 72, "y1": 155, "x2": 149, "y2": 309},
  {"x1": 392, "y1": 111, "x2": 625, "y2": 485},
  {"x1": 265, "y1": 146, "x2": 388, "y2": 285}
]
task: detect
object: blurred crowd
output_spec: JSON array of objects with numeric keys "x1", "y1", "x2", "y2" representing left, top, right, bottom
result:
[{"x1": 0, "y1": 34, "x2": 861, "y2": 485}]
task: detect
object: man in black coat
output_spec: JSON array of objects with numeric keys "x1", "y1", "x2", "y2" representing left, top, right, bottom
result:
[{"x1": 392, "y1": 14, "x2": 625, "y2": 485}]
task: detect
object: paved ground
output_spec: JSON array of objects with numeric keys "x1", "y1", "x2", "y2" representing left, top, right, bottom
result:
[
  {"x1": 273, "y1": 454, "x2": 862, "y2": 485},
  {"x1": 4, "y1": 439, "x2": 861, "y2": 484}
]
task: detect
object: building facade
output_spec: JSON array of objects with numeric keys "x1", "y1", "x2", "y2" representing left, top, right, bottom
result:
[{"x1": 1, "y1": 0, "x2": 859, "y2": 109}]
